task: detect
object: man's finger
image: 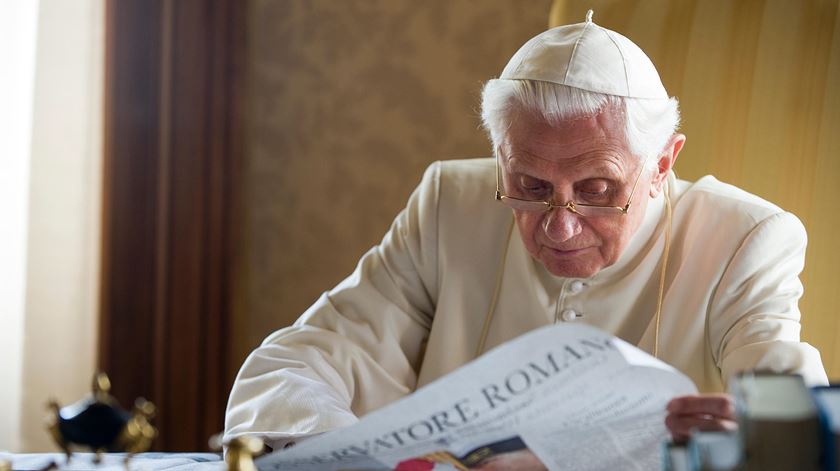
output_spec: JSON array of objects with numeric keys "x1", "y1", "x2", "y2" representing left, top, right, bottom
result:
[
  {"x1": 666, "y1": 394, "x2": 735, "y2": 418},
  {"x1": 665, "y1": 412, "x2": 738, "y2": 442}
]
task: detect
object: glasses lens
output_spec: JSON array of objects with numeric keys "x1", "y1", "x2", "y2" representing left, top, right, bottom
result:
[
  {"x1": 499, "y1": 197, "x2": 549, "y2": 212},
  {"x1": 574, "y1": 204, "x2": 624, "y2": 217}
]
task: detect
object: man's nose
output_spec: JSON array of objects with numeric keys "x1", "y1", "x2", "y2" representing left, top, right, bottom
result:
[{"x1": 542, "y1": 207, "x2": 582, "y2": 243}]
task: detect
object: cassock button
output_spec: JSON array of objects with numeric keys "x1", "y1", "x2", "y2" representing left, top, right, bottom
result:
[
  {"x1": 561, "y1": 309, "x2": 579, "y2": 322},
  {"x1": 568, "y1": 280, "x2": 585, "y2": 294}
]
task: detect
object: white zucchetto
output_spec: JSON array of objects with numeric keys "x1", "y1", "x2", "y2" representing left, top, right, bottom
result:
[{"x1": 499, "y1": 10, "x2": 668, "y2": 99}]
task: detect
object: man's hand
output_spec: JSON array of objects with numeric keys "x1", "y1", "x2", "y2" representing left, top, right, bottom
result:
[{"x1": 665, "y1": 394, "x2": 737, "y2": 443}]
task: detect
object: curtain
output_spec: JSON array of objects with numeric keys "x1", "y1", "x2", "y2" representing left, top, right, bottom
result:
[
  {"x1": 0, "y1": 0, "x2": 40, "y2": 453},
  {"x1": 551, "y1": 0, "x2": 840, "y2": 379}
]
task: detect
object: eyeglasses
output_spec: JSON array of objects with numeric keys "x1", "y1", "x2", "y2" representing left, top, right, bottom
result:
[{"x1": 494, "y1": 152, "x2": 650, "y2": 217}]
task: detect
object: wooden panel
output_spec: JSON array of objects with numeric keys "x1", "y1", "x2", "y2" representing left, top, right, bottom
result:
[
  {"x1": 100, "y1": 0, "x2": 246, "y2": 451},
  {"x1": 551, "y1": 0, "x2": 840, "y2": 379}
]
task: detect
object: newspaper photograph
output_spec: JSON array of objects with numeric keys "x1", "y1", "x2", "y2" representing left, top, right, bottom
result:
[{"x1": 256, "y1": 324, "x2": 697, "y2": 471}]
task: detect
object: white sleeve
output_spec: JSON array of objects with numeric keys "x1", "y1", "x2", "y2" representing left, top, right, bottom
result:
[
  {"x1": 710, "y1": 211, "x2": 828, "y2": 386},
  {"x1": 224, "y1": 162, "x2": 441, "y2": 446}
]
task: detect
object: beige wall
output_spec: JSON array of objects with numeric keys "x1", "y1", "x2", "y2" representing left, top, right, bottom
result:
[{"x1": 233, "y1": 1, "x2": 552, "y2": 370}]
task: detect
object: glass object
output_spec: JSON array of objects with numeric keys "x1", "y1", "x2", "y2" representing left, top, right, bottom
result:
[{"x1": 494, "y1": 153, "x2": 651, "y2": 217}]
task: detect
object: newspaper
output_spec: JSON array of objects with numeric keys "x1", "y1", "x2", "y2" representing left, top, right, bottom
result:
[{"x1": 256, "y1": 324, "x2": 697, "y2": 471}]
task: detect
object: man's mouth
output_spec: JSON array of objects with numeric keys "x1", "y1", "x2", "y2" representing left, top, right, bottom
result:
[{"x1": 544, "y1": 246, "x2": 590, "y2": 256}]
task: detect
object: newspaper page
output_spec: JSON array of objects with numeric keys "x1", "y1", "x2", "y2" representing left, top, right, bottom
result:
[{"x1": 256, "y1": 324, "x2": 697, "y2": 471}]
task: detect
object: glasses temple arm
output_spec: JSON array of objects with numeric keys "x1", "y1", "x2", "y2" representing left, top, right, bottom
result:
[
  {"x1": 495, "y1": 153, "x2": 502, "y2": 200},
  {"x1": 624, "y1": 155, "x2": 655, "y2": 211}
]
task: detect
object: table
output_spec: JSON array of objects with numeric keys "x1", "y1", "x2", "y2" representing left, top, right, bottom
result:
[{"x1": 0, "y1": 452, "x2": 224, "y2": 471}]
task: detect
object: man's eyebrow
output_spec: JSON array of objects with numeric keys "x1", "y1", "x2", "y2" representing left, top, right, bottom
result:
[
  {"x1": 584, "y1": 164, "x2": 625, "y2": 180},
  {"x1": 506, "y1": 161, "x2": 541, "y2": 176},
  {"x1": 507, "y1": 160, "x2": 627, "y2": 181}
]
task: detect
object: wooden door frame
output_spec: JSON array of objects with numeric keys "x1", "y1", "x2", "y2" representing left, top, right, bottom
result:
[{"x1": 99, "y1": 0, "x2": 246, "y2": 451}]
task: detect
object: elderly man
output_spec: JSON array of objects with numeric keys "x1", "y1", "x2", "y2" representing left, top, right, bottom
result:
[{"x1": 225, "y1": 13, "x2": 828, "y2": 450}]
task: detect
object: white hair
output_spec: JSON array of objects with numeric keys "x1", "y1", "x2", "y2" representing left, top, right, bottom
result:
[{"x1": 480, "y1": 80, "x2": 680, "y2": 169}]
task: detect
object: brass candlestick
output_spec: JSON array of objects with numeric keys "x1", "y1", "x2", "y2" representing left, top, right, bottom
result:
[
  {"x1": 225, "y1": 436, "x2": 265, "y2": 471},
  {"x1": 210, "y1": 433, "x2": 265, "y2": 471}
]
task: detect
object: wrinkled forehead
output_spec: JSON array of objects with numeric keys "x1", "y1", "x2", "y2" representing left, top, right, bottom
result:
[{"x1": 501, "y1": 106, "x2": 633, "y2": 170}]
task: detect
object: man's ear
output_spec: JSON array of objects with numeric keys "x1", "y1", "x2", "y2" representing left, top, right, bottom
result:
[{"x1": 649, "y1": 133, "x2": 686, "y2": 197}]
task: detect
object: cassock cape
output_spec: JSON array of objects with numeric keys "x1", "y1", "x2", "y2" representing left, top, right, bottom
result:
[{"x1": 224, "y1": 158, "x2": 828, "y2": 448}]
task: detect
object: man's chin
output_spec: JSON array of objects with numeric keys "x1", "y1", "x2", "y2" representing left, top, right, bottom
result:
[{"x1": 540, "y1": 257, "x2": 602, "y2": 279}]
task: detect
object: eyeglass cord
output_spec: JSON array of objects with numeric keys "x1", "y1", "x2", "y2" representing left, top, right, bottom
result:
[
  {"x1": 475, "y1": 176, "x2": 673, "y2": 359},
  {"x1": 474, "y1": 219, "x2": 515, "y2": 359},
  {"x1": 653, "y1": 177, "x2": 672, "y2": 358}
]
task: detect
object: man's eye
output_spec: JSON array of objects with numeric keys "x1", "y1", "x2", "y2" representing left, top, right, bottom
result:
[
  {"x1": 518, "y1": 177, "x2": 549, "y2": 194},
  {"x1": 580, "y1": 187, "x2": 607, "y2": 196},
  {"x1": 578, "y1": 180, "x2": 609, "y2": 193},
  {"x1": 577, "y1": 181, "x2": 612, "y2": 201}
]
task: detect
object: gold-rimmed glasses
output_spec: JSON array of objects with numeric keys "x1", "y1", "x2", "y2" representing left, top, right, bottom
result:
[{"x1": 494, "y1": 152, "x2": 651, "y2": 217}]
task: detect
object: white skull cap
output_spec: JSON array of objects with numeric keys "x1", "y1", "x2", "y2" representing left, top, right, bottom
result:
[{"x1": 499, "y1": 10, "x2": 668, "y2": 99}]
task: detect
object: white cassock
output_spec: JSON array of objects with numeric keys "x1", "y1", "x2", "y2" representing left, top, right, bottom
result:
[{"x1": 224, "y1": 158, "x2": 828, "y2": 449}]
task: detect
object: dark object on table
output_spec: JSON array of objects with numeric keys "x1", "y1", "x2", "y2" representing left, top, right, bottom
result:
[
  {"x1": 46, "y1": 372, "x2": 157, "y2": 464},
  {"x1": 812, "y1": 385, "x2": 840, "y2": 471},
  {"x1": 730, "y1": 372, "x2": 821, "y2": 471}
]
